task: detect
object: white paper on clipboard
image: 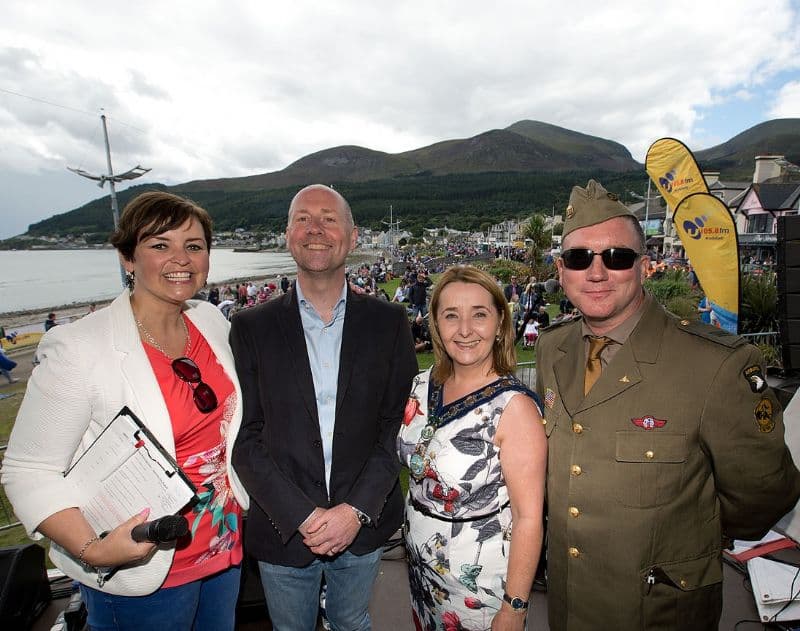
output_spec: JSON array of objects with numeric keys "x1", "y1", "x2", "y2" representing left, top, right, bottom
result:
[{"x1": 64, "y1": 406, "x2": 197, "y2": 533}]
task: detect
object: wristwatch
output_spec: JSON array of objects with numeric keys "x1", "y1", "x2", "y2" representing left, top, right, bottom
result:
[
  {"x1": 502, "y1": 592, "x2": 529, "y2": 612},
  {"x1": 350, "y1": 506, "x2": 371, "y2": 526}
]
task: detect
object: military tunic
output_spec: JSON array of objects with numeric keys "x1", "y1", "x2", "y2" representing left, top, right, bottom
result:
[{"x1": 535, "y1": 298, "x2": 800, "y2": 631}]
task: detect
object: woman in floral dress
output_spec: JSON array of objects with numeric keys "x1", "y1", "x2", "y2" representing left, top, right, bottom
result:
[{"x1": 398, "y1": 266, "x2": 547, "y2": 631}]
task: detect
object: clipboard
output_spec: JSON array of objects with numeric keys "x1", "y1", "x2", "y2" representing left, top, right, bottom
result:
[{"x1": 64, "y1": 406, "x2": 197, "y2": 534}]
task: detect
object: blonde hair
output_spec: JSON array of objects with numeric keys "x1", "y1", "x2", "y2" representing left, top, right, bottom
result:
[{"x1": 429, "y1": 265, "x2": 516, "y2": 385}]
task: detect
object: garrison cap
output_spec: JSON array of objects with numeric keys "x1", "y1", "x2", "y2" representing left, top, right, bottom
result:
[{"x1": 562, "y1": 179, "x2": 636, "y2": 238}]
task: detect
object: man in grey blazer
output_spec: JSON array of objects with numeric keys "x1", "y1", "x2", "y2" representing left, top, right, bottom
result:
[{"x1": 231, "y1": 184, "x2": 417, "y2": 630}]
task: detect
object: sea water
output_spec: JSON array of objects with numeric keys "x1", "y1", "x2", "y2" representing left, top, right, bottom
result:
[{"x1": 0, "y1": 249, "x2": 296, "y2": 314}]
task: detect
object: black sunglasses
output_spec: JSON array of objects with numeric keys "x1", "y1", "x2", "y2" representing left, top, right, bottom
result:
[
  {"x1": 561, "y1": 248, "x2": 641, "y2": 271},
  {"x1": 172, "y1": 357, "x2": 218, "y2": 413}
]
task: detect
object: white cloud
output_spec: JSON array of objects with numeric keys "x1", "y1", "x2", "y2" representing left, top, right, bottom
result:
[
  {"x1": 769, "y1": 81, "x2": 800, "y2": 118},
  {"x1": 0, "y1": 0, "x2": 798, "y2": 238}
]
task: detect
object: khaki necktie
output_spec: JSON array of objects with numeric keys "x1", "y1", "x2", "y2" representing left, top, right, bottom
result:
[{"x1": 584, "y1": 336, "x2": 611, "y2": 395}]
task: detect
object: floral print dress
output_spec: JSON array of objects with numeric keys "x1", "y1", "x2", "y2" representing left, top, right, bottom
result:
[{"x1": 397, "y1": 369, "x2": 541, "y2": 631}]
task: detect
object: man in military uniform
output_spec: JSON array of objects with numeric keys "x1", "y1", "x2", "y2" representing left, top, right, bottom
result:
[{"x1": 535, "y1": 179, "x2": 800, "y2": 630}]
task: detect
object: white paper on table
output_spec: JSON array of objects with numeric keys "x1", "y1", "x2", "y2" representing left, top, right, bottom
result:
[{"x1": 748, "y1": 556, "x2": 800, "y2": 623}]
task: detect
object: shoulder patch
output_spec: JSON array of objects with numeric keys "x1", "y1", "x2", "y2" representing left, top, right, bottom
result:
[
  {"x1": 743, "y1": 365, "x2": 768, "y2": 393},
  {"x1": 674, "y1": 318, "x2": 746, "y2": 349},
  {"x1": 755, "y1": 397, "x2": 775, "y2": 433}
]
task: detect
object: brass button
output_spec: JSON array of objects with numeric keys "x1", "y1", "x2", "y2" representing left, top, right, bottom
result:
[
  {"x1": 568, "y1": 506, "x2": 580, "y2": 518},
  {"x1": 570, "y1": 464, "x2": 582, "y2": 476},
  {"x1": 568, "y1": 547, "x2": 580, "y2": 558},
  {"x1": 681, "y1": 319, "x2": 690, "y2": 326},
  {"x1": 645, "y1": 450, "x2": 654, "y2": 459},
  {"x1": 679, "y1": 578, "x2": 688, "y2": 588},
  {"x1": 573, "y1": 423, "x2": 583, "y2": 434},
  {"x1": 542, "y1": 418, "x2": 547, "y2": 425}
]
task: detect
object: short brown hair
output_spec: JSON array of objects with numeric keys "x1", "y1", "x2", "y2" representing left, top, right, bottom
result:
[
  {"x1": 428, "y1": 265, "x2": 516, "y2": 385},
  {"x1": 110, "y1": 191, "x2": 213, "y2": 261}
]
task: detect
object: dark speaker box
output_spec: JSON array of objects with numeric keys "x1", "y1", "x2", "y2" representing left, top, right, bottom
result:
[
  {"x1": 0, "y1": 544, "x2": 51, "y2": 630},
  {"x1": 778, "y1": 215, "x2": 800, "y2": 242},
  {"x1": 777, "y1": 268, "x2": 800, "y2": 294},
  {"x1": 777, "y1": 240, "x2": 800, "y2": 268},
  {"x1": 777, "y1": 216, "x2": 800, "y2": 372}
]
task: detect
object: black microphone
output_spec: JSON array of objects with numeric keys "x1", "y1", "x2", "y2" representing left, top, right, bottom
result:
[
  {"x1": 544, "y1": 278, "x2": 560, "y2": 294},
  {"x1": 131, "y1": 515, "x2": 189, "y2": 543}
]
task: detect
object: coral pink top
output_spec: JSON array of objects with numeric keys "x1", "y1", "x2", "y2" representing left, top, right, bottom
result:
[{"x1": 142, "y1": 316, "x2": 243, "y2": 588}]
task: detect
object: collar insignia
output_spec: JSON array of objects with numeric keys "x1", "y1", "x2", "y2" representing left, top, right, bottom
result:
[{"x1": 619, "y1": 375, "x2": 630, "y2": 383}]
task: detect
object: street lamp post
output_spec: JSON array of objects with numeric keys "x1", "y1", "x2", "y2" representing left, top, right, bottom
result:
[
  {"x1": 629, "y1": 181, "x2": 661, "y2": 251},
  {"x1": 69, "y1": 112, "x2": 151, "y2": 287}
]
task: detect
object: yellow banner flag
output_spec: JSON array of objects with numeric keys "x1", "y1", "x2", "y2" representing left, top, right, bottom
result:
[
  {"x1": 646, "y1": 137, "x2": 739, "y2": 333},
  {"x1": 674, "y1": 192, "x2": 740, "y2": 333},
  {"x1": 645, "y1": 138, "x2": 708, "y2": 210}
]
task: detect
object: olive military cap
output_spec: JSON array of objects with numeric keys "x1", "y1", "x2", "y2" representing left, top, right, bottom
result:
[{"x1": 562, "y1": 179, "x2": 636, "y2": 238}]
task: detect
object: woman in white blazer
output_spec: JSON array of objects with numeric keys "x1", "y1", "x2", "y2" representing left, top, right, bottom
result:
[{"x1": 2, "y1": 192, "x2": 248, "y2": 631}]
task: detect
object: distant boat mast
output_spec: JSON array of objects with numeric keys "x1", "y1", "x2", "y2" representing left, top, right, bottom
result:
[
  {"x1": 382, "y1": 205, "x2": 402, "y2": 248},
  {"x1": 68, "y1": 111, "x2": 151, "y2": 287}
]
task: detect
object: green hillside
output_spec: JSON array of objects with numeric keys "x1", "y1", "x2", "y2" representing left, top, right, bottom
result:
[
  {"x1": 24, "y1": 170, "x2": 648, "y2": 238},
  {"x1": 695, "y1": 119, "x2": 800, "y2": 177}
]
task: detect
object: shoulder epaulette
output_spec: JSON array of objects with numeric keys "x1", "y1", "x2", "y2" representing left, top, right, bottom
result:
[{"x1": 673, "y1": 317, "x2": 747, "y2": 349}]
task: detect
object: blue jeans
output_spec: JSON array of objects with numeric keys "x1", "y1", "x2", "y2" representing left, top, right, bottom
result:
[
  {"x1": 258, "y1": 548, "x2": 382, "y2": 631},
  {"x1": 79, "y1": 565, "x2": 241, "y2": 631}
]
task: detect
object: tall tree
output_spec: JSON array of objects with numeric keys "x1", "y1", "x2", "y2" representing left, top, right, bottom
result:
[{"x1": 522, "y1": 213, "x2": 549, "y2": 265}]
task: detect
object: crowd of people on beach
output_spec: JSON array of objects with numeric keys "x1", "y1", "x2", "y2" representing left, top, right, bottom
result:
[{"x1": 1, "y1": 180, "x2": 799, "y2": 631}]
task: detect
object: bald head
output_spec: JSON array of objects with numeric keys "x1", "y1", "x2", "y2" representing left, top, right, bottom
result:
[{"x1": 288, "y1": 184, "x2": 354, "y2": 230}]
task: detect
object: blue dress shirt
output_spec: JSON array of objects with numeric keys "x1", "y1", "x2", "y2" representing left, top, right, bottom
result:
[{"x1": 295, "y1": 279, "x2": 348, "y2": 494}]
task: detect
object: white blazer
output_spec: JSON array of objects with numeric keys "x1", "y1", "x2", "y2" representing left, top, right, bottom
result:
[{"x1": 1, "y1": 290, "x2": 249, "y2": 595}]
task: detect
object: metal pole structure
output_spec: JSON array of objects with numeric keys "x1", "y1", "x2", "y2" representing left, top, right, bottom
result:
[
  {"x1": 100, "y1": 114, "x2": 127, "y2": 286},
  {"x1": 101, "y1": 114, "x2": 121, "y2": 232},
  {"x1": 382, "y1": 205, "x2": 401, "y2": 249},
  {"x1": 69, "y1": 112, "x2": 151, "y2": 288}
]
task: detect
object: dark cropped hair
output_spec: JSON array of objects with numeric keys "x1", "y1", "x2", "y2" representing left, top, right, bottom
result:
[
  {"x1": 110, "y1": 191, "x2": 213, "y2": 261},
  {"x1": 428, "y1": 265, "x2": 516, "y2": 385}
]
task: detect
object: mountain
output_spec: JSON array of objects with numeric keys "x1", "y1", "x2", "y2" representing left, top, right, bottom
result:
[
  {"x1": 695, "y1": 119, "x2": 800, "y2": 176},
  {"x1": 14, "y1": 118, "x2": 800, "y2": 241},
  {"x1": 177, "y1": 120, "x2": 640, "y2": 193},
  {"x1": 180, "y1": 146, "x2": 420, "y2": 192},
  {"x1": 505, "y1": 120, "x2": 637, "y2": 171}
]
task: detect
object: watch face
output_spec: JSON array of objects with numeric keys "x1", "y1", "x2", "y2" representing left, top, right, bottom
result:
[{"x1": 511, "y1": 597, "x2": 525, "y2": 610}]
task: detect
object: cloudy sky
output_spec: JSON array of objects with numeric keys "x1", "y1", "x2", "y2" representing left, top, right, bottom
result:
[{"x1": 1, "y1": 0, "x2": 799, "y2": 239}]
